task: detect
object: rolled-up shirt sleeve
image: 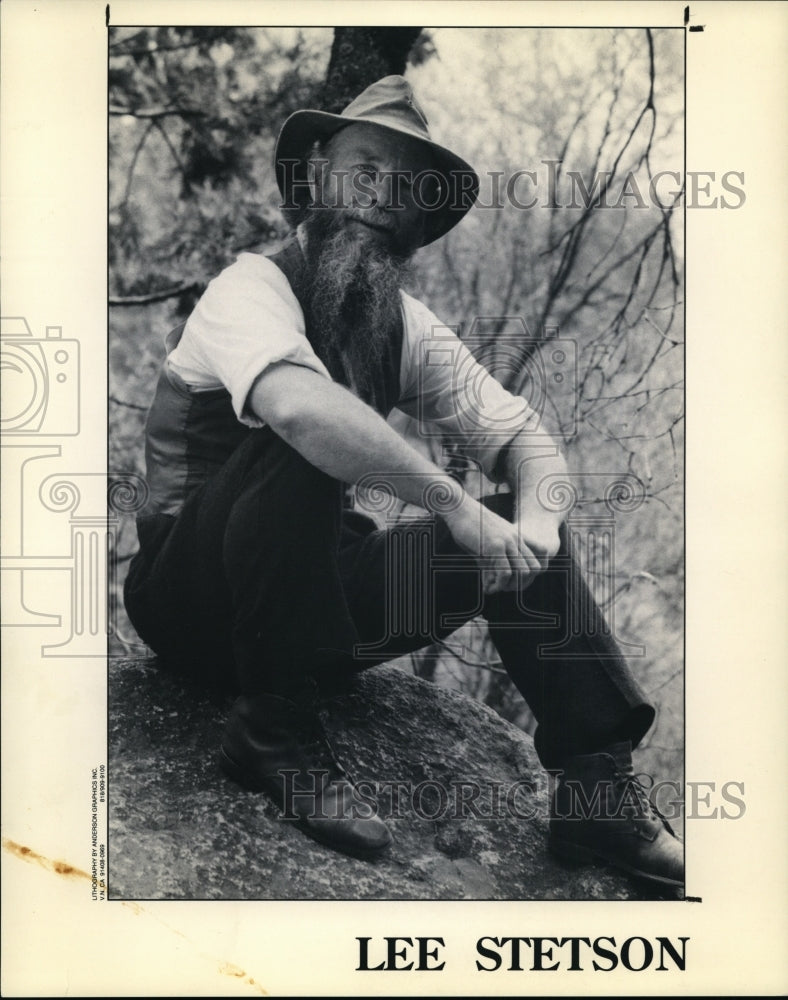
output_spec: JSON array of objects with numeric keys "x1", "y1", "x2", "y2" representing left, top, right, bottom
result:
[
  {"x1": 167, "y1": 252, "x2": 331, "y2": 427},
  {"x1": 395, "y1": 293, "x2": 535, "y2": 480}
]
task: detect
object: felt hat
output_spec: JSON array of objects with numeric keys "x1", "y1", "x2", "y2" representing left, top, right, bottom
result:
[{"x1": 274, "y1": 75, "x2": 479, "y2": 246}]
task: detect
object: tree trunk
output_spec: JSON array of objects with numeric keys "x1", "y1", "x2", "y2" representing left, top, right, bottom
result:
[{"x1": 320, "y1": 27, "x2": 423, "y2": 113}]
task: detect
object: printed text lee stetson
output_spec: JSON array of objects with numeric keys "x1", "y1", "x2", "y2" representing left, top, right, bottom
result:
[{"x1": 355, "y1": 934, "x2": 689, "y2": 972}]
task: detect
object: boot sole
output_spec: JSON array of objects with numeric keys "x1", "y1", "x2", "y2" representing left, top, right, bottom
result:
[
  {"x1": 549, "y1": 836, "x2": 684, "y2": 890},
  {"x1": 219, "y1": 747, "x2": 392, "y2": 861}
]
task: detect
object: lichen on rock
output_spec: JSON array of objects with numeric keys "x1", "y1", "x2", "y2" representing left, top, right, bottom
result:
[{"x1": 109, "y1": 657, "x2": 673, "y2": 901}]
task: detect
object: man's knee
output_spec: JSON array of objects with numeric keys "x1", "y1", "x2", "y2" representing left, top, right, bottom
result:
[
  {"x1": 235, "y1": 428, "x2": 333, "y2": 489},
  {"x1": 227, "y1": 428, "x2": 343, "y2": 521},
  {"x1": 221, "y1": 430, "x2": 344, "y2": 581}
]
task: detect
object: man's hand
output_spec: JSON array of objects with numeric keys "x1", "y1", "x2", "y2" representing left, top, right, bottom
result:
[
  {"x1": 444, "y1": 495, "x2": 556, "y2": 595},
  {"x1": 249, "y1": 365, "x2": 564, "y2": 597},
  {"x1": 515, "y1": 508, "x2": 561, "y2": 568}
]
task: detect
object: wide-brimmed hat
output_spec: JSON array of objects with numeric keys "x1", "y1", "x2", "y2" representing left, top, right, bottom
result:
[{"x1": 274, "y1": 75, "x2": 479, "y2": 247}]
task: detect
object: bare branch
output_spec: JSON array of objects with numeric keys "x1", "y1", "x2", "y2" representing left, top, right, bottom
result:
[
  {"x1": 153, "y1": 120, "x2": 187, "y2": 180},
  {"x1": 435, "y1": 637, "x2": 506, "y2": 674},
  {"x1": 109, "y1": 394, "x2": 148, "y2": 412},
  {"x1": 119, "y1": 121, "x2": 154, "y2": 212},
  {"x1": 640, "y1": 307, "x2": 682, "y2": 346},
  {"x1": 109, "y1": 105, "x2": 207, "y2": 120},
  {"x1": 109, "y1": 282, "x2": 199, "y2": 306},
  {"x1": 110, "y1": 38, "x2": 214, "y2": 58},
  {"x1": 648, "y1": 667, "x2": 683, "y2": 697}
]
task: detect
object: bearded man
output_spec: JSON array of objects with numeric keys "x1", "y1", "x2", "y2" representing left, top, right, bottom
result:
[{"x1": 124, "y1": 76, "x2": 683, "y2": 889}]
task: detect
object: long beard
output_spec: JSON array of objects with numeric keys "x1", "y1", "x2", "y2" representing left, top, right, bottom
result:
[{"x1": 299, "y1": 209, "x2": 413, "y2": 405}]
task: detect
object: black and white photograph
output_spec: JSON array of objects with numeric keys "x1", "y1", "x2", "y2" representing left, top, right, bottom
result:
[
  {"x1": 2, "y1": 1, "x2": 787, "y2": 996},
  {"x1": 108, "y1": 24, "x2": 686, "y2": 902}
]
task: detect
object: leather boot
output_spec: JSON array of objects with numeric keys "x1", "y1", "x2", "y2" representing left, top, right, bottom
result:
[
  {"x1": 220, "y1": 690, "x2": 392, "y2": 858},
  {"x1": 549, "y1": 741, "x2": 684, "y2": 888}
]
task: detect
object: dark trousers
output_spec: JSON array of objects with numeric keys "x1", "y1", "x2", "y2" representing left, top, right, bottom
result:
[{"x1": 125, "y1": 429, "x2": 654, "y2": 769}]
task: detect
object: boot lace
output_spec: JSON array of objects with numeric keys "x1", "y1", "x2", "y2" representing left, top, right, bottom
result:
[
  {"x1": 291, "y1": 706, "x2": 349, "y2": 781},
  {"x1": 612, "y1": 764, "x2": 677, "y2": 834}
]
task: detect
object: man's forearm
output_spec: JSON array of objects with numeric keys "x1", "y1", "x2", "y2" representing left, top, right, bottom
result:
[
  {"x1": 249, "y1": 365, "x2": 470, "y2": 515},
  {"x1": 502, "y1": 425, "x2": 569, "y2": 528}
]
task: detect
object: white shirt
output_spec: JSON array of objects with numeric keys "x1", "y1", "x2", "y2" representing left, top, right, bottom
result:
[{"x1": 167, "y1": 252, "x2": 532, "y2": 480}]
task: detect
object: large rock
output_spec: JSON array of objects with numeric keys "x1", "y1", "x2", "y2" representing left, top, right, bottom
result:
[{"x1": 108, "y1": 657, "x2": 675, "y2": 901}]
